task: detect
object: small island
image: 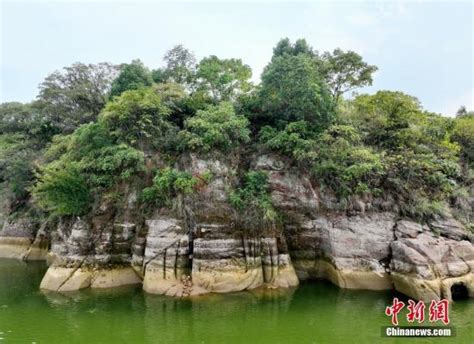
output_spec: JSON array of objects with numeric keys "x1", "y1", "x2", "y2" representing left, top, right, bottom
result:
[{"x1": 0, "y1": 39, "x2": 473, "y2": 303}]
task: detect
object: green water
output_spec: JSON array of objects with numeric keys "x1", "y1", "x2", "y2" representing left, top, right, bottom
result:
[{"x1": 0, "y1": 259, "x2": 472, "y2": 343}]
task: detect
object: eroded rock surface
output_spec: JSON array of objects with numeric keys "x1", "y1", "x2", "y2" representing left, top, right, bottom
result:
[
  {"x1": 0, "y1": 218, "x2": 48, "y2": 260},
  {"x1": 391, "y1": 220, "x2": 474, "y2": 301},
  {"x1": 3, "y1": 153, "x2": 472, "y2": 301},
  {"x1": 287, "y1": 213, "x2": 396, "y2": 290}
]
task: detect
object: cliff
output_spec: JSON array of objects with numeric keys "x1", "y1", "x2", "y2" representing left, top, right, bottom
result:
[{"x1": 1, "y1": 152, "x2": 472, "y2": 302}]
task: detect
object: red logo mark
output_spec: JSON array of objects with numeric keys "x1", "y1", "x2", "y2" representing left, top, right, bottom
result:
[
  {"x1": 407, "y1": 300, "x2": 425, "y2": 323},
  {"x1": 429, "y1": 299, "x2": 450, "y2": 325},
  {"x1": 385, "y1": 297, "x2": 405, "y2": 325}
]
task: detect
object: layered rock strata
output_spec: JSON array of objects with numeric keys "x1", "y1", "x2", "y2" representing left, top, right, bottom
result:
[{"x1": 1, "y1": 153, "x2": 472, "y2": 301}]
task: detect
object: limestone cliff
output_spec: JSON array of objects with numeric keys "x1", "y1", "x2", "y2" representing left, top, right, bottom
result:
[{"x1": 1, "y1": 153, "x2": 473, "y2": 301}]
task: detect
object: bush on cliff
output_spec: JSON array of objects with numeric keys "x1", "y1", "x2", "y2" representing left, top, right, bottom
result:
[
  {"x1": 32, "y1": 162, "x2": 92, "y2": 216},
  {"x1": 452, "y1": 112, "x2": 474, "y2": 168},
  {"x1": 230, "y1": 171, "x2": 278, "y2": 228},
  {"x1": 178, "y1": 102, "x2": 251, "y2": 152},
  {"x1": 312, "y1": 124, "x2": 384, "y2": 197},
  {"x1": 0, "y1": 133, "x2": 36, "y2": 207},
  {"x1": 32, "y1": 122, "x2": 145, "y2": 216},
  {"x1": 99, "y1": 88, "x2": 173, "y2": 148},
  {"x1": 141, "y1": 167, "x2": 210, "y2": 206},
  {"x1": 259, "y1": 121, "x2": 318, "y2": 162}
]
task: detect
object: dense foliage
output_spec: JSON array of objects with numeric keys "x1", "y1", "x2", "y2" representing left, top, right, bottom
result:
[
  {"x1": 141, "y1": 168, "x2": 210, "y2": 206},
  {"x1": 259, "y1": 53, "x2": 334, "y2": 130},
  {"x1": 32, "y1": 122, "x2": 145, "y2": 216},
  {"x1": 110, "y1": 60, "x2": 153, "y2": 98},
  {"x1": 1, "y1": 38, "x2": 472, "y2": 227},
  {"x1": 99, "y1": 87, "x2": 172, "y2": 147},
  {"x1": 178, "y1": 102, "x2": 250, "y2": 152},
  {"x1": 37, "y1": 62, "x2": 119, "y2": 133}
]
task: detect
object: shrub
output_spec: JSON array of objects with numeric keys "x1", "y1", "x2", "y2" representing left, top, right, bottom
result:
[
  {"x1": 141, "y1": 168, "x2": 206, "y2": 205},
  {"x1": 32, "y1": 163, "x2": 92, "y2": 216},
  {"x1": 399, "y1": 197, "x2": 448, "y2": 221},
  {"x1": 229, "y1": 171, "x2": 277, "y2": 226},
  {"x1": 99, "y1": 88, "x2": 172, "y2": 147},
  {"x1": 259, "y1": 121, "x2": 318, "y2": 162},
  {"x1": 312, "y1": 125, "x2": 384, "y2": 197},
  {"x1": 383, "y1": 152, "x2": 460, "y2": 201},
  {"x1": 452, "y1": 114, "x2": 474, "y2": 166},
  {"x1": 179, "y1": 102, "x2": 250, "y2": 152},
  {"x1": 32, "y1": 122, "x2": 145, "y2": 215}
]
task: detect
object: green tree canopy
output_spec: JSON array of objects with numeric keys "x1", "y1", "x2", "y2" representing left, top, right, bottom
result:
[
  {"x1": 259, "y1": 53, "x2": 334, "y2": 129},
  {"x1": 321, "y1": 48, "x2": 378, "y2": 104},
  {"x1": 179, "y1": 102, "x2": 250, "y2": 152},
  {"x1": 0, "y1": 102, "x2": 57, "y2": 146},
  {"x1": 195, "y1": 56, "x2": 252, "y2": 101},
  {"x1": 99, "y1": 88, "x2": 172, "y2": 147},
  {"x1": 452, "y1": 112, "x2": 474, "y2": 166},
  {"x1": 350, "y1": 91, "x2": 422, "y2": 149},
  {"x1": 110, "y1": 60, "x2": 153, "y2": 98},
  {"x1": 156, "y1": 45, "x2": 197, "y2": 87},
  {"x1": 36, "y1": 62, "x2": 119, "y2": 133},
  {"x1": 32, "y1": 122, "x2": 145, "y2": 216},
  {"x1": 272, "y1": 38, "x2": 316, "y2": 59}
]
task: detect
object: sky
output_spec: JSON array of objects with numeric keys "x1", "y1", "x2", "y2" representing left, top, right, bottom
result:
[{"x1": 1, "y1": 0, "x2": 472, "y2": 116}]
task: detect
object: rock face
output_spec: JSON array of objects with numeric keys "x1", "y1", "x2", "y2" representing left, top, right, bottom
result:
[
  {"x1": 142, "y1": 217, "x2": 197, "y2": 296},
  {"x1": 391, "y1": 221, "x2": 474, "y2": 301},
  {"x1": 39, "y1": 188, "x2": 143, "y2": 291},
  {"x1": 0, "y1": 218, "x2": 49, "y2": 260},
  {"x1": 3, "y1": 153, "x2": 473, "y2": 301},
  {"x1": 287, "y1": 213, "x2": 395, "y2": 290}
]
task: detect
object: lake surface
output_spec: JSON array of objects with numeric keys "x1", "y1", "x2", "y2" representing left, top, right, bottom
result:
[{"x1": 0, "y1": 258, "x2": 472, "y2": 343}]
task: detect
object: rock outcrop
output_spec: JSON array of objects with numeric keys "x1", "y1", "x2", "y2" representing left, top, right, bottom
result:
[
  {"x1": 2, "y1": 153, "x2": 473, "y2": 301},
  {"x1": 287, "y1": 213, "x2": 396, "y2": 290},
  {"x1": 0, "y1": 218, "x2": 49, "y2": 260},
  {"x1": 391, "y1": 219, "x2": 474, "y2": 301}
]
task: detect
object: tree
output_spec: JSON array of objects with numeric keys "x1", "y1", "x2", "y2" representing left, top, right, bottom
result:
[
  {"x1": 0, "y1": 102, "x2": 58, "y2": 146},
  {"x1": 456, "y1": 106, "x2": 468, "y2": 117},
  {"x1": 195, "y1": 56, "x2": 252, "y2": 101},
  {"x1": 0, "y1": 133, "x2": 36, "y2": 209},
  {"x1": 0, "y1": 102, "x2": 58, "y2": 209},
  {"x1": 110, "y1": 60, "x2": 153, "y2": 98},
  {"x1": 162, "y1": 45, "x2": 197, "y2": 86},
  {"x1": 351, "y1": 91, "x2": 422, "y2": 149},
  {"x1": 0, "y1": 102, "x2": 33, "y2": 134},
  {"x1": 37, "y1": 62, "x2": 119, "y2": 133},
  {"x1": 259, "y1": 53, "x2": 334, "y2": 129},
  {"x1": 452, "y1": 112, "x2": 474, "y2": 166},
  {"x1": 271, "y1": 39, "x2": 377, "y2": 105},
  {"x1": 99, "y1": 88, "x2": 172, "y2": 147},
  {"x1": 272, "y1": 38, "x2": 315, "y2": 59},
  {"x1": 321, "y1": 48, "x2": 378, "y2": 104}
]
